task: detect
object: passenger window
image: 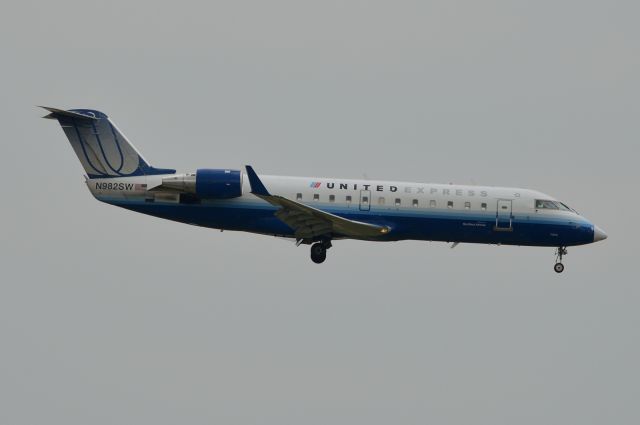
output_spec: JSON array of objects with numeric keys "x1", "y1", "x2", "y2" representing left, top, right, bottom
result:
[
  {"x1": 447, "y1": 201, "x2": 453, "y2": 209},
  {"x1": 362, "y1": 196, "x2": 369, "y2": 204},
  {"x1": 346, "y1": 195, "x2": 352, "y2": 204},
  {"x1": 313, "y1": 194, "x2": 319, "y2": 201},
  {"x1": 296, "y1": 193, "x2": 302, "y2": 201},
  {"x1": 412, "y1": 199, "x2": 419, "y2": 207},
  {"x1": 481, "y1": 202, "x2": 487, "y2": 211},
  {"x1": 395, "y1": 198, "x2": 401, "y2": 207},
  {"x1": 378, "y1": 197, "x2": 385, "y2": 205},
  {"x1": 329, "y1": 194, "x2": 335, "y2": 202},
  {"x1": 430, "y1": 200, "x2": 436, "y2": 208},
  {"x1": 464, "y1": 201, "x2": 471, "y2": 210}
]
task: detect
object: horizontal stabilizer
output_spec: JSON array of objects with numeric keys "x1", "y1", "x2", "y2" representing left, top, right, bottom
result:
[{"x1": 40, "y1": 106, "x2": 99, "y2": 121}]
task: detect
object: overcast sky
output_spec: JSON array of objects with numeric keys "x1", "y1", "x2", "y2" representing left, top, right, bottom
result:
[{"x1": 1, "y1": 1, "x2": 638, "y2": 424}]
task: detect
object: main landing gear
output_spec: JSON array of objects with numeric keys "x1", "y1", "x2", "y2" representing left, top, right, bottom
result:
[
  {"x1": 554, "y1": 246, "x2": 567, "y2": 273},
  {"x1": 310, "y1": 239, "x2": 332, "y2": 264}
]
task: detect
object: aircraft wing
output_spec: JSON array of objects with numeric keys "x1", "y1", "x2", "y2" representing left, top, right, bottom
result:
[{"x1": 245, "y1": 166, "x2": 390, "y2": 240}]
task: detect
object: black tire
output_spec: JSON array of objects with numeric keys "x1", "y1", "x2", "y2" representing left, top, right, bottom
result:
[
  {"x1": 554, "y1": 263, "x2": 564, "y2": 273},
  {"x1": 310, "y1": 243, "x2": 327, "y2": 264}
]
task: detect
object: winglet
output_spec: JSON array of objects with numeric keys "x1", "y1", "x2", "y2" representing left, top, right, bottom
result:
[{"x1": 245, "y1": 165, "x2": 270, "y2": 196}]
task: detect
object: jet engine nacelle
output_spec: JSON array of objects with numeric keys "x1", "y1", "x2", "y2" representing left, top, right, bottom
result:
[
  {"x1": 158, "y1": 169, "x2": 243, "y2": 199},
  {"x1": 195, "y1": 169, "x2": 243, "y2": 198}
]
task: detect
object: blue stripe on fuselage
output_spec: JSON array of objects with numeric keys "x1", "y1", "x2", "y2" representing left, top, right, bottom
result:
[{"x1": 101, "y1": 197, "x2": 594, "y2": 247}]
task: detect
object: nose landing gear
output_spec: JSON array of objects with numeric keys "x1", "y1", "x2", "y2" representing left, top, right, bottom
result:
[{"x1": 554, "y1": 247, "x2": 567, "y2": 273}]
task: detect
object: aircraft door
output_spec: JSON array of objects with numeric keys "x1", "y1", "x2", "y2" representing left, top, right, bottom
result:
[
  {"x1": 495, "y1": 199, "x2": 513, "y2": 231},
  {"x1": 359, "y1": 190, "x2": 371, "y2": 211}
]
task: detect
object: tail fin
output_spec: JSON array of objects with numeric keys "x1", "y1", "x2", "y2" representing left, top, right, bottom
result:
[{"x1": 41, "y1": 107, "x2": 175, "y2": 178}]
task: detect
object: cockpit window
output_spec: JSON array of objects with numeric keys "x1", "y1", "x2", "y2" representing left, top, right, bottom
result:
[
  {"x1": 536, "y1": 199, "x2": 578, "y2": 213},
  {"x1": 535, "y1": 199, "x2": 559, "y2": 210},
  {"x1": 559, "y1": 202, "x2": 572, "y2": 211},
  {"x1": 560, "y1": 202, "x2": 579, "y2": 214}
]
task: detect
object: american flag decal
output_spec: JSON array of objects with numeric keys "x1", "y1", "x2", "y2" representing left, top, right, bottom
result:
[
  {"x1": 309, "y1": 182, "x2": 322, "y2": 188},
  {"x1": 134, "y1": 183, "x2": 147, "y2": 190}
]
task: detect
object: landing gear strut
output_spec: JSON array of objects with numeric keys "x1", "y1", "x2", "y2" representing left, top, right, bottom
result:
[
  {"x1": 554, "y1": 247, "x2": 567, "y2": 273},
  {"x1": 310, "y1": 240, "x2": 332, "y2": 264}
]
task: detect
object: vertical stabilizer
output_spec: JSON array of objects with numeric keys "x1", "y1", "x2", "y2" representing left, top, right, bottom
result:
[{"x1": 41, "y1": 107, "x2": 175, "y2": 178}]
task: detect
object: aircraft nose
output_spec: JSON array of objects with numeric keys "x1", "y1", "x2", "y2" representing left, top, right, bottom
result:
[{"x1": 594, "y1": 225, "x2": 608, "y2": 242}]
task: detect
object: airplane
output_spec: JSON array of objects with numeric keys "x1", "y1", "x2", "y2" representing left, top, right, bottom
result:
[{"x1": 42, "y1": 106, "x2": 607, "y2": 272}]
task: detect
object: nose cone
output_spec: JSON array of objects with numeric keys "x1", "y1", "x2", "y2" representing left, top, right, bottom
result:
[{"x1": 594, "y1": 225, "x2": 608, "y2": 242}]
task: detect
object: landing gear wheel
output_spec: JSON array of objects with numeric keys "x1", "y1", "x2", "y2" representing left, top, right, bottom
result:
[
  {"x1": 554, "y1": 246, "x2": 567, "y2": 273},
  {"x1": 310, "y1": 243, "x2": 327, "y2": 264}
]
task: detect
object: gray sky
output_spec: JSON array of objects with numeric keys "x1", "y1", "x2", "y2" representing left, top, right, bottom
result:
[{"x1": 1, "y1": 1, "x2": 638, "y2": 424}]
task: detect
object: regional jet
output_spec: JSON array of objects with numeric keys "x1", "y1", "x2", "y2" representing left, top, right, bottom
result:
[{"x1": 42, "y1": 107, "x2": 607, "y2": 272}]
